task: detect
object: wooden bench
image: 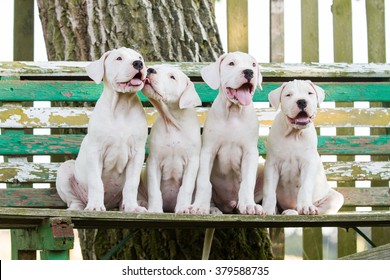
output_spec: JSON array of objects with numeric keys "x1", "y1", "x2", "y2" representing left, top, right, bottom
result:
[{"x1": 0, "y1": 61, "x2": 389, "y2": 260}]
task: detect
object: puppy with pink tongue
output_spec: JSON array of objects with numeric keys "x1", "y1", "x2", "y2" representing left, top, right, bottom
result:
[{"x1": 187, "y1": 52, "x2": 264, "y2": 215}]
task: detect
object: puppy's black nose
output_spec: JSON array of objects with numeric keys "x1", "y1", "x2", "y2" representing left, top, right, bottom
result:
[
  {"x1": 297, "y1": 99, "x2": 307, "y2": 110},
  {"x1": 132, "y1": 60, "x2": 144, "y2": 71},
  {"x1": 243, "y1": 69, "x2": 254, "y2": 81},
  {"x1": 147, "y1": 68, "x2": 157, "y2": 75}
]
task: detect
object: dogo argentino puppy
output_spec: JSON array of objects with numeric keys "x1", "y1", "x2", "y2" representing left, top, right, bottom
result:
[
  {"x1": 56, "y1": 47, "x2": 148, "y2": 212},
  {"x1": 142, "y1": 65, "x2": 202, "y2": 213},
  {"x1": 261, "y1": 80, "x2": 344, "y2": 215},
  {"x1": 187, "y1": 52, "x2": 264, "y2": 215}
]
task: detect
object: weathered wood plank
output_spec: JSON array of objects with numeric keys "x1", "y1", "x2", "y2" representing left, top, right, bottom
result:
[
  {"x1": 0, "y1": 135, "x2": 388, "y2": 155},
  {"x1": 0, "y1": 188, "x2": 65, "y2": 208},
  {"x1": 366, "y1": 0, "x2": 386, "y2": 63},
  {"x1": 1, "y1": 107, "x2": 389, "y2": 129},
  {"x1": 0, "y1": 161, "x2": 388, "y2": 184},
  {"x1": 1, "y1": 81, "x2": 389, "y2": 102},
  {"x1": 13, "y1": 0, "x2": 34, "y2": 61},
  {"x1": 337, "y1": 187, "x2": 390, "y2": 207},
  {"x1": 270, "y1": 0, "x2": 284, "y2": 62},
  {"x1": 332, "y1": 0, "x2": 353, "y2": 63},
  {"x1": 1, "y1": 62, "x2": 390, "y2": 78},
  {"x1": 227, "y1": 0, "x2": 248, "y2": 52},
  {"x1": 0, "y1": 186, "x2": 388, "y2": 209},
  {"x1": 301, "y1": 0, "x2": 319, "y2": 62},
  {"x1": 0, "y1": 207, "x2": 389, "y2": 229},
  {"x1": 0, "y1": 162, "x2": 60, "y2": 183},
  {"x1": 323, "y1": 161, "x2": 390, "y2": 181},
  {"x1": 339, "y1": 243, "x2": 390, "y2": 260}
]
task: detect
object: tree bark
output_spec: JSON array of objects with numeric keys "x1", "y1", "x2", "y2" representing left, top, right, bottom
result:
[
  {"x1": 37, "y1": 0, "x2": 273, "y2": 260},
  {"x1": 37, "y1": 0, "x2": 223, "y2": 62}
]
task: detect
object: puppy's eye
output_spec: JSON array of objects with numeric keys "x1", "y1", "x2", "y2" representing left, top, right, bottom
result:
[
  {"x1": 229, "y1": 62, "x2": 235, "y2": 66},
  {"x1": 308, "y1": 92, "x2": 314, "y2": 95},
  {"x1": 252, "y1": 62, "x2": 256, "y2": 67},
  {"x1": 139, "y1": 56, "x2": 142, "y2": 60},
  {"x1": 116, "y1": 57, "x2": 122, "y2": 61},
  {"x1": 286, "y1": 93, "x2": 292, "y2": 97},
  {"x1": 170, "y1": 75, "x2": 176, "y2": 80}
]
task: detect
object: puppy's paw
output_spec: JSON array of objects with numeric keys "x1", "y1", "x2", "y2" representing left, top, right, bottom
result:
[
  {"x1": 210, "y1": 206, "x2": 223, "y2": 215},
  {"x1": 148, "y1": 206, "x2": 163, "y2": 213},
  {"x1": 67, "y1": 202, "x2": 85, "y2": 210},
  {"x1": 297, "y1": 205, "x2": 318, "y2": 215},
  {"x1": 187, "y1": 204, "x2": 210, "y2": 215},
  {"x1": 84, "y1": 204, "x2": 106, "y2": 211},
  {"x1": 238, "y1": 203, "x2": 265, "y2": 215},
  {"x1": 282, "y1": 209, "x2": 299, "y2": 215},
  {"x1": 122, "y1": 204, "x2": 148, "y2": 213}
]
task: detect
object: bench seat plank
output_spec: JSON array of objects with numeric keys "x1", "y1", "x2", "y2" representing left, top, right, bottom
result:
[
  {"x1": 1, "y1": 107, "x2": 389, "y2": 128},
  {"x1": 0, "y1": 207, "x2": 389, "y2": 229}
]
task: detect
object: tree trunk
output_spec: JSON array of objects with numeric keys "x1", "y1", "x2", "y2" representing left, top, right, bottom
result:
[
  {"x1": 37, "y1": 0, "x2": 222, "y2": 62},
  {"x1": 37, "y1": 0, "x2": 273, "y2": 260}
]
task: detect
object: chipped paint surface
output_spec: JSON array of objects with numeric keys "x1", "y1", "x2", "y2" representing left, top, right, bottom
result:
[
  {"x1": 2, "y1": 61, "x2": 390, "y2": 78},
  {"x1": 324, "y1": 162, "x2": 390, "y2": 181},
  {"x1": 0, "y1": 163, "x2": 60, "y2": 183},
  {"x1": 1, "y1": 107, "x2": 389, "y2": 128}
]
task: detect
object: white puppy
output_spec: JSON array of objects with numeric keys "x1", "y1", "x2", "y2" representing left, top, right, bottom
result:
[
  {"x1": 261, "y1": 80, "x2": 344, "y2": 215},
  {"x1": 56, "y1": 47, "x2": 148, "y2": 212},
  {"x1": 142, "y1": 65, "x2": 202, "y2": 213},
  {"x1": 188, "y1": 52, "x2": 264, "y2": 215}
]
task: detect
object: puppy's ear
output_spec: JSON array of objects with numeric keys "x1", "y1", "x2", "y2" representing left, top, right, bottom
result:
[
  {"x1": 201, "y1": 53, "x2": 227, "y2": 90},
  {"x1": 86, "y1": 51, "x2": 111, "y2": 84},
  {"x1": 268, "y1": 83, "x2": 287, "y2": 108},
  {"x1": 179, "y1": 80, "x2": 202, "y2": 109},
  {"x1": 307, "y1": 80, "x2": 325, "y2": 105}
]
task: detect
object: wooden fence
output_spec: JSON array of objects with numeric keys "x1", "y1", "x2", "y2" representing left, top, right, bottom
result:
[{"x1": 6, "y1": 0, "x2": 390, "y2": 260}]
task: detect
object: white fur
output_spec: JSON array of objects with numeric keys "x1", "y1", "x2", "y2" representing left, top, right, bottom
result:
[
  {"x1": 142, "y1": 65, "x2": 202, "y2": 213},
  {"x1": 56, "y1": 48, "x2": 148, "y2": 212},
  {"x1": 262, "y1": 80, "x2": 344, "y2": 215},
  {"x1": 188, "y1": 52, "x2": 264, "y2": 215}
]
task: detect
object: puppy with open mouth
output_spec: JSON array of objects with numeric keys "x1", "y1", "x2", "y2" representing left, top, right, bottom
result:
[
  {"x1": 261, "y1": 80, "x2": 344, "y2": 215},
  {"x1": 188, "y1": 52, "x2": 264, "y2": 215},
  {"x1": 56, "y1": 47, "x2": 149, "y2": 212}
]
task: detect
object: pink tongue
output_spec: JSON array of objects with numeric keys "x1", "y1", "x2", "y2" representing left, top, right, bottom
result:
[
  {"x1": 235, "y1": 88, "x2": 252, "y2": 106},
  {"x1": 130, "y1": 78, "x2": 142, "y2": 86}
]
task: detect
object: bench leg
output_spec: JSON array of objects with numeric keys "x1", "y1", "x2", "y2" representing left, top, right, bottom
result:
[
  {"x1": 202, "y1": 228, "x2": 215, "y2": 260},
  {"x1": 40, "y1": 250, "x2": 70, "y2": 260},
  {"x1": 10, "y1": 218, "x2": 74, "y2": 260}
]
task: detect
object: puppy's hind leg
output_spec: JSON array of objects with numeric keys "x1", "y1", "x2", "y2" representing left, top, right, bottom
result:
[
  {"x1": 56, "y1": 160, "x2": 86, "y2": 210},
  {"x1": 314, "y1": 189, "x2": 344, "y2": 214}
]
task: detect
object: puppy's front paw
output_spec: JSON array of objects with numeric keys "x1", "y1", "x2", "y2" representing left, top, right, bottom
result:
[
  {"x1": 238, "y1": 203, "x2": 264, "y2": 215},
  {"x1": 122, "y1": 203, "x2": 148, "y2": 213},
  {"x1": 210, "y1": 206, "x2": 223, "y2": 215},
  {"x1": 148, "y1": 206, "x2": 163, "y2": 213},
  {"x1": 84, "y1": 203, "x2": 106, "y2": 211},
  {"x1": 297, "y1": 204, "x2": 318, "y2": 215},
  {"x1": 281, "y1": 209, "x2": 299, "y2": 215},
  {"x1": 186, "y1": 204, "x2": 210, "y2": 215}
]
